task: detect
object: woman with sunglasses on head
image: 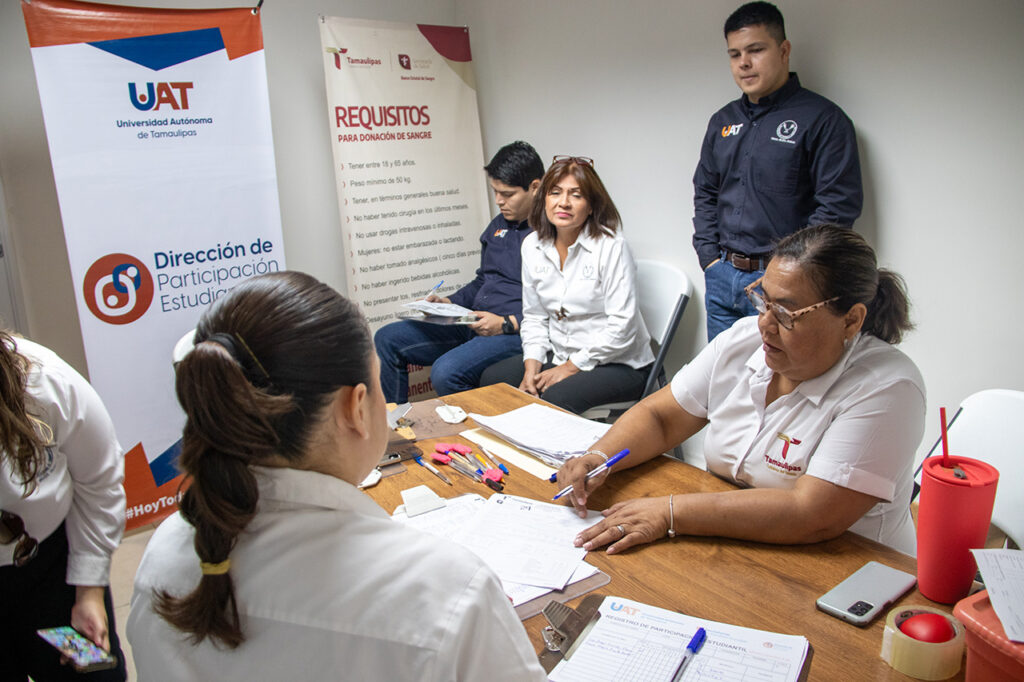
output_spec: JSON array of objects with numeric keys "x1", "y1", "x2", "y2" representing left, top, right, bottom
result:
[
  {"x1": 127, "y1": 272, "x2": 545, "y2": 681},
  {"x1": 558, "y1": 225, "x2": 924, "y2": 556},
  {"x1": 480, "y1": 156, "x2": 654, "y2": 414},
  {"x1": 0, "y1": 331, "x2": 127, "y2": 680}
]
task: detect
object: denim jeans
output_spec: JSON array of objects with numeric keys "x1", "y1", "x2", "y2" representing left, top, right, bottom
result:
[
  {"x1": 374, "y1": 320, "x2": 523, "y2": 402},
  {"x1": 704, "y1": 259, "x2": 762, "y2": 341}
]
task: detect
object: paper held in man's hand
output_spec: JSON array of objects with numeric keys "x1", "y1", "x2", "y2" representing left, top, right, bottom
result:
[{"x1": 399, "y1": 299, "x2": 478, "y2": 324}]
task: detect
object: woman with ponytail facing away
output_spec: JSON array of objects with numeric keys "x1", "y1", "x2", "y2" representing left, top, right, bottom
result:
[{"x1": 127, "y1": 272, "x2": 545, "y2": 681}]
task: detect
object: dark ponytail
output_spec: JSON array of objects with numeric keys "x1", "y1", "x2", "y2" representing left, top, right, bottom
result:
[
  {"x1": 155, "y1": 271, "x2": 372, "y2": 648},
  {"x1": 772, "y1": 225, "x2": 914, "y2": 344}
]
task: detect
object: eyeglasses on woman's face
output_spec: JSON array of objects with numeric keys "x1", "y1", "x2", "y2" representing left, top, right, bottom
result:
[
  {"x1": 744, "y1": 276, "x2": 839, "y2": 330},
  {"x1": 0, "y1": 510, "x2": 38, "y2": 567}
]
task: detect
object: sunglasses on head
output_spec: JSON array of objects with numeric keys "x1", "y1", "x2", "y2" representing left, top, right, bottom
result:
[
  {"x1": 551, "y1": 155, "x2": 594, "y2": 168},
  {"x1": 1, "y1": 510, "x2": 39, "y2": 567}
]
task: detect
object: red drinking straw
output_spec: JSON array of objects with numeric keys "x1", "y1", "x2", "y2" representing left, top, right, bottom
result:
[{"x1": 939, "y1": 406, "x2": 951, "y2": 467}]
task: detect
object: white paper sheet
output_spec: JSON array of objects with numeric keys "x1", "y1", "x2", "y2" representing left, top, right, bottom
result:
[
  {"x1": 401, "y1": 299, "x2": 475, "y2": 317},
  {"x1": 393, "y1": 493, "x2": 600, "y2": 597},
  {"x1": 549, "y1": 597, "x2": 809, "y2": 682},
  {"x1": 470, "y1": 403, "x2": 611, "y2": 466},
  {"x1": 972, "y1": 548, "x2": 1024, "y2": 641},
  {"x1": 460, "y1": 428, "x2": 558, "y2": 480}
]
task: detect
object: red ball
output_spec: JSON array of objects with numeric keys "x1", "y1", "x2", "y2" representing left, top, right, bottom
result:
[{"x1": 898, "y1": 613, "x2": 955, "y2": 643}]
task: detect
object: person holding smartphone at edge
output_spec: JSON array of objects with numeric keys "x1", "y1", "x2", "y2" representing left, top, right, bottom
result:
[
  {"x1": 558, "y1": 226, "x2": 924, "y2": 557},
  {"x1": 0, "y1": 330, "x2": 127, "y2": 680},
  {"x1": 374, "y1": 141, "x2": 544, "y2": 402}
]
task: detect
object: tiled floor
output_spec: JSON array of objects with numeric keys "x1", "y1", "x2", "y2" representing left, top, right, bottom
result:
[{"x1": 111, "y1": 525, "x2": 156, "y2": 682}]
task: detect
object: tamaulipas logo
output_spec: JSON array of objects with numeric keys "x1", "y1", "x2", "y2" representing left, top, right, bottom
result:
[{"x1": 83, "y1": 254, "x2": 154, "y2": 325}]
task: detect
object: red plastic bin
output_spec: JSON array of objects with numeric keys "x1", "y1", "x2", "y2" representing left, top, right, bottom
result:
[{"x1": 953, "y1": 590, "x2": 1024, "y2": 681}]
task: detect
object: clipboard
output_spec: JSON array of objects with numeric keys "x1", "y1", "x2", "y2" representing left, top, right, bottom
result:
[
  {"x1": 537, "y1": 594, "x2": 816, "y2": 680},
  {"x1": 538, "y1": 593, "x2": 606, "y2": 673}
]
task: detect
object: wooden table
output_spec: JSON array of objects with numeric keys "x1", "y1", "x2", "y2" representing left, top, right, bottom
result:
[{"x1": 367, "y1": 384, "x2": 963, "y2": 681}]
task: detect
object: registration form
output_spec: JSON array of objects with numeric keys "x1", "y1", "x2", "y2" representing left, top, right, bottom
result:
[{"x1": 549, "y1": 597, "x2": 809, "y2": 682}]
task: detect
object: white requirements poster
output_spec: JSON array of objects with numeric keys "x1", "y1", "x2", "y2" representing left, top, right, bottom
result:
[{"x1": 319, "y1": 17, "x2": 489, "y2": 331}]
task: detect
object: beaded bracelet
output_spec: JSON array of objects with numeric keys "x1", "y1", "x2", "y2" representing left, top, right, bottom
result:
[
  {"x1": 582, "y1": 449, "x2": 609, "y2": 463},
  {"x1": 667, "y1": 494, "x2": 676, "y2": 538}
]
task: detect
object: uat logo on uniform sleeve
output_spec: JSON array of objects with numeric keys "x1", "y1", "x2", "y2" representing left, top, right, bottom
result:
[{"x1": 83, "y1": 254, "x2": 154, "y2": 325}]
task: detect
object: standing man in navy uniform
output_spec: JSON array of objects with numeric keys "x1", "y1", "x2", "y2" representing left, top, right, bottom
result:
[
  {"x1": 694, "y1": 1, "x2": 862, "y2": 340},
  {"x1": 375, "y1": 141, "x2": 543, "y2": 402}
]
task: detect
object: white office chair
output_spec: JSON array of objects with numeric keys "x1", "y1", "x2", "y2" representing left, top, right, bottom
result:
[
  {"x1": 582, "y1": 259, "x2": 693, "y2": 424},
  {"x1": 913, "y1": 389, "x2": 1024, "y2": 549}
]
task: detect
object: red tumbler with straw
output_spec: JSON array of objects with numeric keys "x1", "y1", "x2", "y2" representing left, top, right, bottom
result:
[{"x1": 916, "y1": 407, "x2": 999, "y2": 604}]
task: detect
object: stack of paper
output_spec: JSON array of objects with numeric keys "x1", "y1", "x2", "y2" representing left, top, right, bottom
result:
[
  {"x1": 393, "y1": 493, "x2": 600, "y2": 605},
  {"x1": 469, "y1": 404, "x2": 612, "y2": 467}
]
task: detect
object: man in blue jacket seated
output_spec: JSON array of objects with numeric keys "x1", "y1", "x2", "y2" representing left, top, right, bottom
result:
[{"x1": 375, "y1": 141, "x2": 543, "y2": 402}]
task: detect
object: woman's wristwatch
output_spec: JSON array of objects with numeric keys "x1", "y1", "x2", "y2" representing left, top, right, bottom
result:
[{"x1": 502, "y1": 315, "x2": 516, "y2": 334}]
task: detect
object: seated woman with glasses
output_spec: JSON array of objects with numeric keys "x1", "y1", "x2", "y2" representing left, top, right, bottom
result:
[
  {"x1": 0, "y1": 331, "x2": 126, "y2": 680},
  {"x1": 479, "y1": 156, "x2": 654, "y2": 414},
  {"x1": 557, "y1": 225, "x2": 925, "y2": 555},
  {"x1": 127, "y1": 272, "x2": 545, "y2": 681}
]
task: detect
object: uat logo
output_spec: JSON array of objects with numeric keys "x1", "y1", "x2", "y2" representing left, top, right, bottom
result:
[
  {"x1": 83, "y1": 254, "x2": 154, "y2": 325},
  {"x1": 129, "y1": 82, "x2": 193, "y2": 111},
  {"x1": 721, "y1": 123, "x2": 744, "y2": 137}
]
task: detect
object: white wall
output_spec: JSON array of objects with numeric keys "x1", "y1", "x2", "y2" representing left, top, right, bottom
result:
[
  {"x1": 2, "y1": 0, "x2": 1023, "y2": 463},
  {"x1": 456, "y1": 0, "x2": 1024, "y2": 462}
]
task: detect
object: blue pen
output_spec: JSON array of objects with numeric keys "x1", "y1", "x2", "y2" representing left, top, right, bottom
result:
[
  {"x1": 481, "y1": 447, "x2": 510, "y2": 475},
  {"x1": 551, "y1": 449, "x2": 629, "y2": 501},
  {"x1": 424, "y1": 280, "x2": 444, "y2": 298},
  {"x1": 670, "y1": 627, "x2": 707, "y2": 682},
  {"x1": 414, "y1": 456, "x2": 452, "y2": 485}
]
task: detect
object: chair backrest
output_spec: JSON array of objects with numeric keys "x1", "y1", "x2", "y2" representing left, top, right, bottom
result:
[
  {"x1": 918, "y1": 389, "x2": 1024, "y2": 548},
  {"x1": 634, "y1": 259, "x2": 693, "y2": 397},
  {"x1": 172, "y1": 328, "x2": 196, "y2": 366}
]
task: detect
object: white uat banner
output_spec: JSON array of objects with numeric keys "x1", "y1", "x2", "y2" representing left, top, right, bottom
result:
[
  {"x1": 22, "y1": 1, "x2": 284, "y2": 528},
  {"x1": 319, "y1": 17, "x2": 489, "y2": 332}
]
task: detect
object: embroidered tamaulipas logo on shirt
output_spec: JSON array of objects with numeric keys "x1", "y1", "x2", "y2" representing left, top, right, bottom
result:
[{"x1": 764, "y1": 432, "x2": 803, "y2": 476}]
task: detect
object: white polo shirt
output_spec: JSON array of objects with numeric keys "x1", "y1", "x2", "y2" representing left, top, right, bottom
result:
[
  {"x1": 128, "y1": 466, "x2": 547, "y2": 682},
  {"x1": 671, "y1": 317, "x2": 925, "y2": 555},
  {"x1": 520, "y1": 229, "x2": 653, "y2": 371}
]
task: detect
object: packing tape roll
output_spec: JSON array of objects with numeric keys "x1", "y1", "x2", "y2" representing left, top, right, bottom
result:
[{"x1": 880, "y1": 605, "x2": 964, "y2": 680}]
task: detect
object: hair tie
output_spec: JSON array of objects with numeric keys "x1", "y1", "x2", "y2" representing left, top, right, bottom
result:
[{"x1": 200, "y1": 559, "x2": 231, "y2": 575}]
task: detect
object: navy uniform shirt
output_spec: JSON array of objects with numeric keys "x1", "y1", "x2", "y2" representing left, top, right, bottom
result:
[
  {"x1": 448, "y1": 214, "x2": 532, "y2": 323},
  {"x1": 692, "y1": 73, "x2": 863, "y2": 270}
]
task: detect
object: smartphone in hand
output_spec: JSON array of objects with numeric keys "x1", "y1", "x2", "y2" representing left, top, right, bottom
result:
[
  {"x1": 816, "y1": 561, "x2": 917, "y2": 626},
  {"x1": 36, "y1": 626, "x2": 118, "y2": 673}
]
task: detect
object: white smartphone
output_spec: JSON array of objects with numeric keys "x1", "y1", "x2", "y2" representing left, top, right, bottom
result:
[
  {"x1": 36, "y1": 626, "x2": 118, "y2": 673},
  {"x1": 815, "y1": 561, "x2": 917, "y2": 626}
]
